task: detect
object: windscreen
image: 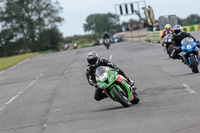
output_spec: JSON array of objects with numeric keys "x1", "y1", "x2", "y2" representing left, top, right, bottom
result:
[
  {"x1": 181, "y1": 37, "x2": 194, "y2": 45},
  {"x1": 166, "y1": 34, "x2": 172, "y2": 38},
  {"x1": 95, "y1": 66, "x2": 106, "y2": 77},
  {"x1": 164, "y1": 34, "x2": 172, "y2": 40}
]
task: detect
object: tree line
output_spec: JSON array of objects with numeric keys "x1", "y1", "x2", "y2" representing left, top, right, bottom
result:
[
  {"x1": 177, "y1": 14, "x2": 200, "y2": 26},
  {"x1": 83, "y1": 13, "x2": 200, "y2": 37},
  {"x1": 0, "y1": 0, "x2": 63, "y2": 57},
  {"x1": 0, "y1": 1, "x2": 199, "y2": 58},
  {"x1": 64, "y1": 13, "x2": 200, "y2": 48}
]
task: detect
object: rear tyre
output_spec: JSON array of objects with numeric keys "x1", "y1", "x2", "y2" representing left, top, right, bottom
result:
[
  {"x1": 111, "y1": 86, "x2": 130, "y2": 107},
  {"x1": 131, "y1": 92, "x2": 140, "y2": 104},
  {"x1": 190, "y1": 55, "x2": 199, "y2": 73}
]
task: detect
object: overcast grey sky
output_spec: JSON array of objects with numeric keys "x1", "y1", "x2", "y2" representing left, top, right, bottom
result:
[{"x1": 57, "y1": 0, "x2": 200, "y2": 37}]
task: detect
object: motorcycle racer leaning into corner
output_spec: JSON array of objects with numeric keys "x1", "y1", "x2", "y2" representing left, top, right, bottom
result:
[
  {"x1": 171, "y1": 25, "x2": 200, "y2": 63},
  {"x1": 160, "y1": 24, "x2": 174, "y2": 47},
  {"x1": 85, "y1": 51, "x2": 134, "y2": 101}
]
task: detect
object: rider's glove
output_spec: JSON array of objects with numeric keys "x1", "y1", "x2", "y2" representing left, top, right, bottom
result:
[{"x1": 112, "y1": 67, "x2": 120, "y2": 72}]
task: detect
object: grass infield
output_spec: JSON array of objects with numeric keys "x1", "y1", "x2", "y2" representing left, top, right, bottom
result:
[{"x1": 0, "y1": 53, "x2": 39, "y2": 71}]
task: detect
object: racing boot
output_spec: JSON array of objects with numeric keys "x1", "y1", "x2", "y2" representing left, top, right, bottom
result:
[
  {"x1": 94, "y1": 93, "x2": 108, "y2": 101},
  {"x1": 101, "y1": 93, "x2": 108, "y2": 99},
  {"x1": 94, "y1": 88, "x2": 108, "y2": 101},
  {"x1": 182, "y1": 60, "x2": 186, "y2": 65},
  {"x1": 179, "y1": 56, "x2": 186, "y2": 65}
]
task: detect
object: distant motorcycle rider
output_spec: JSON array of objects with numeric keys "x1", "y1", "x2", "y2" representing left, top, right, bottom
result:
[
  {"x1": 161, "y1": 24, "x2": 174, "y2": 46},
  {"x1": 102, "y1": 31, "x2": 110, "y2": 39},
  {"x1": 73, "y1": 41, "x2": 78, "y2": 49},
  {"x1": 171, "y1": 25, "x2": 198, "y2": 61},
  {"x1": 102, "y1": 31, "x2": 110, "y2": 44},
  {"x1": 85, "y1": 51, "x2": 134, "y2": 101}
]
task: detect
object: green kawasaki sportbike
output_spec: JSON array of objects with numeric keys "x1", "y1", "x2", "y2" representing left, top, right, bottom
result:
[{"x1": 95, "y1": 66, "x2": 140, "y2": 107}]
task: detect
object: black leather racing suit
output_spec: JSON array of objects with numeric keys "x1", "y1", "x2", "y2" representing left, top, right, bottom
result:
[
  {"x1": 103, "y1": 33, "x2": 110, "y2": 45},
  {"x1": 85, "y1": 58, "x2": 130, "y2": 101},
  {"x1": 171, "y1": 32, "x2": 196, "y2": 59},
  {"x1": 103, "y1": 33, "x2": 110, "y2": 39}
]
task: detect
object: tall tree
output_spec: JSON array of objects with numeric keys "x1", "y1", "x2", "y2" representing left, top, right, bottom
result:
[
  {"x1": 177, "y1": 14, "x2": 200, "y2": 26},
  {"x1": 0, "y1": 0, "x2": 63, "y2": 54},
  {"x1": 84, "y1": 13, "x2": 120, "y2": 36},
  {"x1": 185, "y1": 14, "x2": 200, "y2": 25}
]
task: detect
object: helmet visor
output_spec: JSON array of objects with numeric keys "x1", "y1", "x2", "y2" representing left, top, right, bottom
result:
[
  {"x1": 174, "y1": 29, "x2": 180, "y2": 35},
  {"x1": 88, "y1": 58, "x2": 97, "y2": 65}
]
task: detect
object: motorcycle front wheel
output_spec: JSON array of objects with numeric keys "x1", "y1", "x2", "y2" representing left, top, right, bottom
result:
[
  {"x1": 190, "y1": 55, "x2": 199, "y2": 73},
  {"x1": 168, "y1": 46, "x2": 173, "y2": 58},
  {"x1": 111, "y1": 86, "x2": 130, "y2": 107},
  {"x1": 130, "y1": 91, "x2": 140, "y2": 104}
]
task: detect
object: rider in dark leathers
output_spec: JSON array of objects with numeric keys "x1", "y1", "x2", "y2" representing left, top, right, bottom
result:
[
  {"x1": 102, "y1": 31, "x2": 110, "y2": 39},
  {"x1": 85, "y1": 51, "x2": 134, "y2": 101},
  {"x1": 171, "y1": 25, "x2": 197, "y2": 61},
  {"x1": 102, "y1": 31, "x2": 110, "y2": 48}
]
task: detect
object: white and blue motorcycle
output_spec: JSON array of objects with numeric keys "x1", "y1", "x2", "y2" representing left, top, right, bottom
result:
[{"x1": 181, "y1": 37, "x2": 199, "y2": 73}]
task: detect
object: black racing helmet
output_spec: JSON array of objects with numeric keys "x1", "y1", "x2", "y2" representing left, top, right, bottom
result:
[
  {"x1": 86, "y1": 51, "x2": 99, "y2": 67},
  {"x1": 173, "y1": 25, "x2": 182, "y2": 36}
]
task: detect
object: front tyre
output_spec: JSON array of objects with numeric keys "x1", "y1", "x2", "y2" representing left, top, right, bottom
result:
[
  {"x1": 106, "y1": 45, "x2": 109, "y2": 49},
  {"x1": 111, "y1": 86, "x2": 130, "y2": 107},
  {"x1": 168, "y1": 46, "x2": 173, "y2": 58},
  {"x1": 190, "y1": 55, "x2": 199, "y2": 73},
  {"x1": 131, "y1": 92, "x2": 140, "y2": 104}
]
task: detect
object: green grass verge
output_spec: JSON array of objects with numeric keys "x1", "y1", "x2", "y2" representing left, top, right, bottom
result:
[
  {"x1": 39, "y1": 50, "x2": 54, "y2": 54},
  {"x1": 81, "y1": 43, "x2": 93, "y2": 48},
  {"x1": 0, "y1": 52, "x2": 39, "y2": 71}
]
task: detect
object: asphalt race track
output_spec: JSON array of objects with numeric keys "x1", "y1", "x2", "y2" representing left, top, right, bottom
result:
[{"x1": 0, "y1": 42, "x2": 200, "y2": 133}]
